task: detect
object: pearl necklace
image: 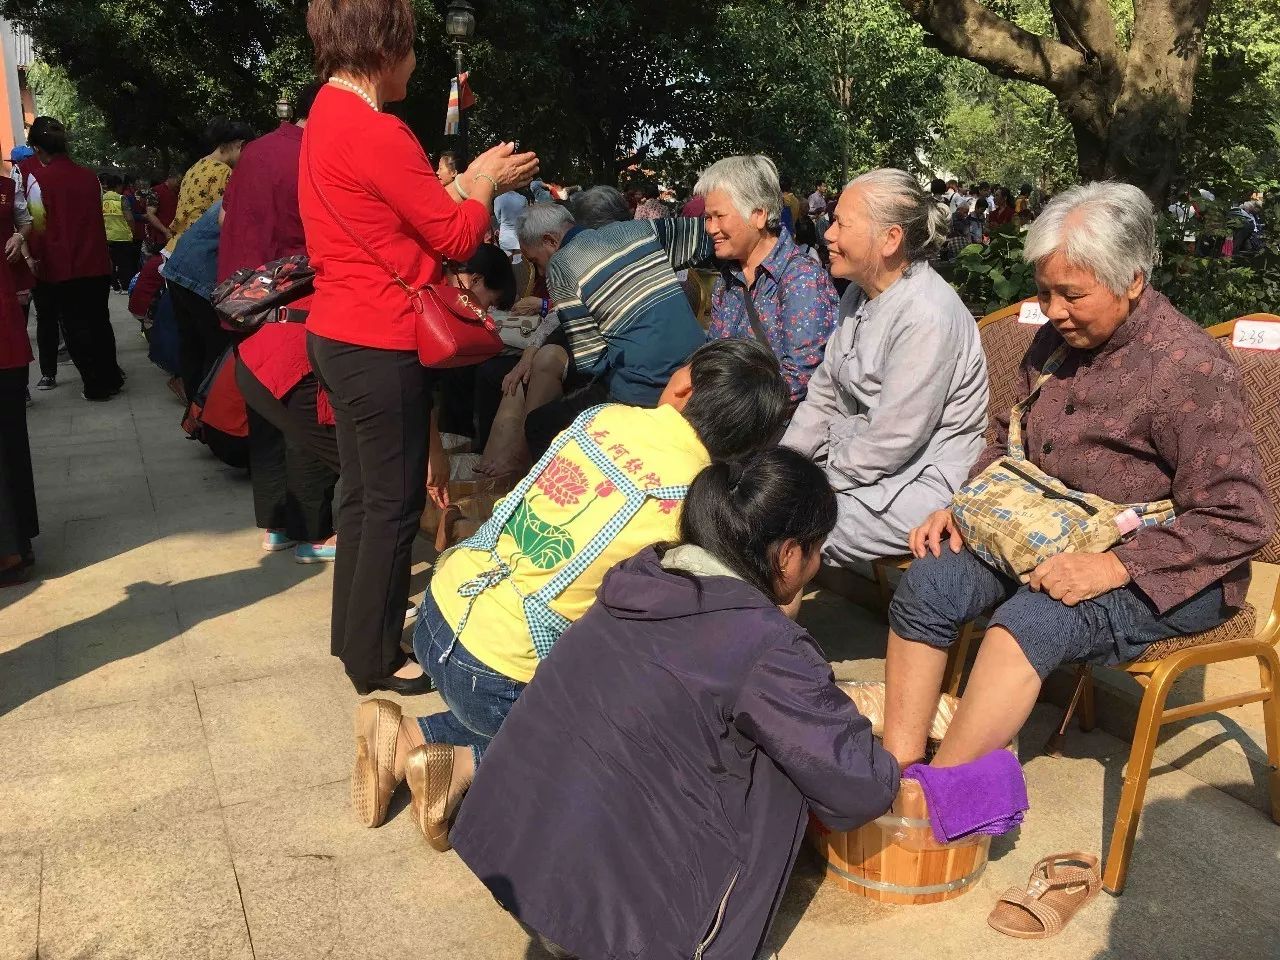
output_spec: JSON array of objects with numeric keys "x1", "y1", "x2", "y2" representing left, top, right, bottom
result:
[{"x1": 327, "y1": 76, "x2": 379, "y2": 112}]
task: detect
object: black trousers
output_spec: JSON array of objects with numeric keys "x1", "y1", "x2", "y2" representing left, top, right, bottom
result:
[
  {"x1": 0, "y1": 366, "x2": 37, "y2": 556},
  {"x1": 30, "y1": 283, "x2": 62, "y2": 379},
  {"x1": 38, "y1": 276, "x2": 121, "y2": 399},
  {"x1": 436, "y1": 365, "x2": 477, "y2": 439},
  {"x1": 236, "y1": 359, "x2": 339, "y2": 543},
  {"x1": 169, "y1": 280, "x2": 230, "y2": 406},
  {"x1": 307, "y1": 333, "x2": 434, "y2": 682},
  {"x1": 108, "y1": 241, "x2": 141, "y2": 291}
]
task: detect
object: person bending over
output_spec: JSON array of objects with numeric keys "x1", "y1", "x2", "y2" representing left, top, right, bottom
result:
[
  {"x1": 348, "y1": 338, "x2": 791, "y2": 852},
  {"x1": 451, "y1": 447, "x2": 899, "y2": 960}
]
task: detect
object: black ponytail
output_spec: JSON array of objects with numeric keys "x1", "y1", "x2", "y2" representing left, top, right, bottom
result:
[{"x1": 679, "y1": 447, "x2": 837, "y2": 602}]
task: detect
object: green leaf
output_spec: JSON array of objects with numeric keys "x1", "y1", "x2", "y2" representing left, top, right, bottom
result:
[{"x1": 507, "y1": 500, "x2": 575, "y2": 571}]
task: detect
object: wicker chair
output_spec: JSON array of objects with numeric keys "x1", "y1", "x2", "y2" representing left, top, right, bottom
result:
[
  {"x1": 1048, "y1": 313, "x2": 1280, "y2": 894},
  {"x1": 870, "y1": 300, "x2": 1040, "y2": 694},
  {"x1": 682, "y1": 268, "x2": 717, "y2": 331}
]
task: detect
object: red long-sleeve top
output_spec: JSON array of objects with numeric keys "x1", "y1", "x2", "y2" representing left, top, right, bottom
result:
[{"x1": 298, "y1": 84, "x2": 490, "y2": 351}]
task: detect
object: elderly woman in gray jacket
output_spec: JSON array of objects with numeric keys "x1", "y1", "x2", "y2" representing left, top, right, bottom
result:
[{"x1": 783, "y1": 169, "x2": 989, "y2": 565}]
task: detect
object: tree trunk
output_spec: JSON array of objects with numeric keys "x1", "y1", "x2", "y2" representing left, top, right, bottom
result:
[{"x1": 897, "y1": 0, "x2": 1212, "y2": 203}]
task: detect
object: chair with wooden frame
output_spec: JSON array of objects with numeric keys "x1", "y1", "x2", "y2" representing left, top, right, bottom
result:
[
  {"x1": 870, "y1": 299, "x2": 1042, "y2": 694},
  {"x1": 683, "y1": 268, "x2": 717, "y2": 330},
  {"x1": 1047, "y1": 312, "x2": 1280, "y2": 895}
]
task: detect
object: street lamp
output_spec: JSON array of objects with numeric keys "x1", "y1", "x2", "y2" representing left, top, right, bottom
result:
[
  {"x1": 275, "y1": 92, "x2": 293, "y2": 123},
  {"x1": 445, "y1": 0, "x2": 476, "y2": 166}
]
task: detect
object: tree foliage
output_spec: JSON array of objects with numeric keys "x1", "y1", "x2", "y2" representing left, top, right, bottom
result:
[
  {"x1": 688, "y1": 0, "x2": 947, "y2": 188},
  {"x1": 3, "y1": 0, "x2": 313, "y2": 167},
  {"x1": 929, "y1": 63, "x2": 1077, "y2": 191},
  {"x1": 4, "y1": 0, "x2": 1278, "y2": 197}
]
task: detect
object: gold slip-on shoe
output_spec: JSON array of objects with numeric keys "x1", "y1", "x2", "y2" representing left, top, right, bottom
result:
[
  {"x1": 405, "y1": 743, "x2": 473, "y2": 852},
  {"x1": 351, "y1": 698, "x2": 403, "y2": 828}
]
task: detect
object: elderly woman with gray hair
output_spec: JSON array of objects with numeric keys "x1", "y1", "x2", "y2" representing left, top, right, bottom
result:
[
  {"x1": 882, "y1": 181, "x2": 1274, "y2": 778},
  {"x1": 783, "y1": 168, "x2": 989, "y2": 566},
  {"x1": 701, "y1": 155, "x2": 839, "y2": 403}
]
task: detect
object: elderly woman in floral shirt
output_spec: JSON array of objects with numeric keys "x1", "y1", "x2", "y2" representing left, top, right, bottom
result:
[
  {"x1": 883, "y1": 182, "x2": 1275, "y2": 773},
  {"x1": 700, "y1": 155, "x2": 839, "y2": 403}
]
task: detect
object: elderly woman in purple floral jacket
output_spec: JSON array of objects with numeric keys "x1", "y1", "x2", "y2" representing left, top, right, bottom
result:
[
  {"x1": 700, "y1": 155, "x2": 839, "y2": 404},
  {"x1": 451, "y1": 448, "x2": 899, "y2": 960},
  {"x1": 883, "y1": 182, "x2": 1276, "y2": 772}
]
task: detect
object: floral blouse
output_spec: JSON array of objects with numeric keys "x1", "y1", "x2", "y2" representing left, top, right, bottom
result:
[
  {"x1": 707, "y1": 228, "x2": 839, "y2": 402},
  {"x1": 164, "y1": 156, "x2": 231, "y2": 254}
]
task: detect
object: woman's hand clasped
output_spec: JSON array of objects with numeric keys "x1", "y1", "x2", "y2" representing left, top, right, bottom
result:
[
  {"x1": 466, "y1": 142, "x2": 540, "y2": 195},
  {"x1": 909, "y1": 508, "x2": 965, "y2": 559},
  {"x1": 1029, "y1": 552, "x2": 1130, "y2": 606}
]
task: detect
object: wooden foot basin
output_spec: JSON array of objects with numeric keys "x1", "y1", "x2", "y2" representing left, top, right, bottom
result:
[{"x1": 807, "y1": 681, "x2": 991, "y2": 905}]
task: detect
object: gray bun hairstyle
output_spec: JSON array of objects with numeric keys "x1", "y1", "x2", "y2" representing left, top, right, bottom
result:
[{"x1": 846, "y1": 168, "x2": 949, "y2": 261}]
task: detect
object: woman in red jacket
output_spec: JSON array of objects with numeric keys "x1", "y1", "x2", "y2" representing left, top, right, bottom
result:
[
  {"x1": 0, "y1": 174, "x2": 38, "y2": 584},
  {"x1": 300, "y1": 0, "x2": 537, "y2": 695}
]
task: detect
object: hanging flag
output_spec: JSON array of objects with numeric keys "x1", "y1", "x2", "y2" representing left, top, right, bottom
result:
[
  {"x1": 444, "y1": 72, "x2": 476, "y2": 136},
  {"x1": 445, "y1": 71, "x2": 476, "y2": 135},
  {"x1": 445, "y1": 77, "x2": 460, "y2": 136}
]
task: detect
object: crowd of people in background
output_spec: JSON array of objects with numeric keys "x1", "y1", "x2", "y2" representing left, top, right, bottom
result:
[{"x1": 0, "y1": 0, "x2": 1276, "y2": 949}]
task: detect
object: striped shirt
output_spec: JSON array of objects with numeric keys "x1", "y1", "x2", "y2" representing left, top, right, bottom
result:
[{"x1": 546, "y1": 218, "x2": 712, "y2": 406}]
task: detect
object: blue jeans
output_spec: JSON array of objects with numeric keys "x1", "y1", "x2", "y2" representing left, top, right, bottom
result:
[{"x1": 412, "y1": 590, "x2": 526, "y2": 765}]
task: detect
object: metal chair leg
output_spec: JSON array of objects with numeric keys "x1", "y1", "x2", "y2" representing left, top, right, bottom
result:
[
  {"x1": 1103, "y1": 661, "x2": 1177, "y2": 895},
  {"x1": 872, "y1": 561, "x2": 894, "y2": 618},
  {"x1": 1078, "y1": 665, "x2": 1097, "y2": 733},
  {"x1": 1046, "y1": 664, "x2": 1090, "y2": 755},
  {"x1": 1257, "y1": 644, "x2": 1280, "y2": 825},
  {"x1": 942, "y1": 621, "x2": 976, "y2": 698}
]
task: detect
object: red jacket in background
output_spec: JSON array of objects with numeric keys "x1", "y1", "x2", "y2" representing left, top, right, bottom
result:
[
  {"x1": 29, "y1": 154, "x2": 111, "y2": 283},
  {"x1": 0, "y1": 177, "x2": 33, "y2": 369},
  {"x1": 145, "y1": 181, "x2": 179, "y2": 246},
  {"x1": 218, "y1": 122, "x2": 306, "y2": 282},
  {"x1": 298, "y1": 83, "x2": 490, "y2": 351}
]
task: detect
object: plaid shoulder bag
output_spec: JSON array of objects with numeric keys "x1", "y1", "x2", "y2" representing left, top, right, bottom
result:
[{"x1": 950, "y1": 346, "x2": 1177, "y2": 581}]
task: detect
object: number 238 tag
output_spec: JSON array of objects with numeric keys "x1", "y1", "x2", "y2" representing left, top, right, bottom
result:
[{"x1": 1233, "y1": 320, "x2": 1280, "y2": 351}]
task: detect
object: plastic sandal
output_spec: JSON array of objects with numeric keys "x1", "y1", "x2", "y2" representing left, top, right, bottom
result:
[{"x1": 987, "y1": 852, "x2": 1101, "y2": 939}]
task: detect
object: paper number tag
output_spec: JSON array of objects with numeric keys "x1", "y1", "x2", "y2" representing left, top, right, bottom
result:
[
  {"x1": 1018, "y1": 302, "x2": 1047, "y2": 325},
  {"x1": 1232, "y1": 320, "x2": 1280, "y2": 351}
]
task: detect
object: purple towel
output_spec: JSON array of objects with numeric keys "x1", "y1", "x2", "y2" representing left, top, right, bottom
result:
[{"x1": 904, "y1": 749, "x2": 1028, "y2": 845}]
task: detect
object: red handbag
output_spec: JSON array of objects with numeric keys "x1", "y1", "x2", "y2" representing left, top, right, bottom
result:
[{"x1": 307, "y1": 152, "x2": 502, "y2": 368}]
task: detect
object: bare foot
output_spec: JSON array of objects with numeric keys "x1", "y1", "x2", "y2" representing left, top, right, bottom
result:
[{"x1": 474, "y1": 452, "x2": 528, "y2": 479}]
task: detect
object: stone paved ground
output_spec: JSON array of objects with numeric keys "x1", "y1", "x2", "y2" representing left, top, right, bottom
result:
[{"x1": 2, "y1": 303, "x2": 1277, "y2": 960}]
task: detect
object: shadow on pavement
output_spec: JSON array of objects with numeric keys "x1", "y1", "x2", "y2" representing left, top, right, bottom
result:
[
  {"x1": 1091, "y1": 786, "x2": 1280, "y2": 959},
  {"x1": 0, "y1": 551, "x2": 326, "y2": 719}
]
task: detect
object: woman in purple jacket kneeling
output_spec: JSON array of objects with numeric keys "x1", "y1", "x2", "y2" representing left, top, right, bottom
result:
[{"x1": 449, "y1": 447, "x2": 901, "y2": 960}]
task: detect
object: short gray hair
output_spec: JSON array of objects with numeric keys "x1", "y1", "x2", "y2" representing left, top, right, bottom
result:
[
  {"x1": 846, "y1": 168, "x2": 949, "y2": 261},
  {"x1": 516, "y1": 202, "x2": 575, "y2": 248},
  {"x1": 568, "y1": 186, "x2": 632, "y2": 230},
  {"x1": 1023, "y1": 182, "x2": 1156, "y2": 295},
  {"x1": 694, "y1": 155, "x2": 782, "y2": 232}
]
